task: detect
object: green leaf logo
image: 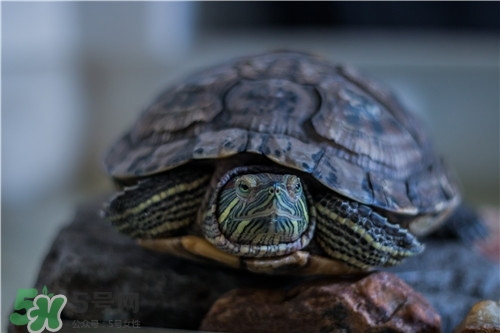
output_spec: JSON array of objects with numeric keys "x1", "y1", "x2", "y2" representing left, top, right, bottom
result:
[
  {"x1": 27, "y1": 294, "x2": 67, "y2": 333},
  {"x1": 10, "y1": 287, "x2": 67, "y2": 332}
]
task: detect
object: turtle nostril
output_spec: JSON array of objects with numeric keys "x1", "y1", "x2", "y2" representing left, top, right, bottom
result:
[{"x1": 269, "y1": 183, "x2": 281, "y2": 195}]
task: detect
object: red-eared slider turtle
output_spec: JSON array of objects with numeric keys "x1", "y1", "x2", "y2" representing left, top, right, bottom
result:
[{"x1": 102, "y1": 51, "x2": 463, "y2": 275}]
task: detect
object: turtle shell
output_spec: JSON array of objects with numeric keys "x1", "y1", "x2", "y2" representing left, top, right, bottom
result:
[{"x1": 104, "y1": 51, "x2": 460, "y2": 217}]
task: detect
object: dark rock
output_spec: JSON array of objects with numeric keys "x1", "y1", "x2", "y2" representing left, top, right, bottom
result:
[
  {"x1": 387, "y1": 207, "x2": 500, "y2": 333},
  {"x1": 453, "y1": 300, "x2": 500, "y2": 333},
  {"x1": 200, "y1": 271, "x2": 441, "y2": 333},
  {"x1": 8, "y1": 200, "x2": 303, "y2": 332},
  {"x1": 6, "y1": 201, "x2": 499, "y2": 332}
]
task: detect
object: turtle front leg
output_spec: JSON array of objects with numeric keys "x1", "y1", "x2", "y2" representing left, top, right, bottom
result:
[
  {"x1": 101, "y1": 168, "x2": 211, "y2": 238},
  {"x1": 314, "y1": 194, "x2": 424, "y2": 270}
]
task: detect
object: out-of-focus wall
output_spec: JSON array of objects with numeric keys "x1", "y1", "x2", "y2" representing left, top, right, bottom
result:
[
  {"x1": 3, "y1": 2, "x2": 85, "y2": 205},
  {"x1": 2, "y1": 2, "x2": 198, "y2": 323},
  {"x1": 76, "y1": 2, "x2": 197, "y2": 194},
  {"x1": 2, "y1": 1, "x2": 499, "y2": 326}
]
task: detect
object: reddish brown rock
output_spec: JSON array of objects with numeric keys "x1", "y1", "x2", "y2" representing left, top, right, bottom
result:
[
  {"x1": 6, "y1": 201, "x2": 498, "y2": 333},
  {"x1": 453, "y1": 300, "x2": 500, "y2": 333},
  {"x1": 476, "y1": 207, "x2": 500, "y2": 263},
  {"x1": 200, "y1": 271, "x2": 441, "y2": 333}
]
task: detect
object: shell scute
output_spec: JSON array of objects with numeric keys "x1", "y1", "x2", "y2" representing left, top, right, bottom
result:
[
  {"x1": 311, "y1": 146, "x2": 374, "y2": 205},
  {"x1": 105, "y1": 51, "x2": 460, "y2": 217},
  {"x1": 137, "y1": 138, "x2": 196, "y2": 176},
  {"x1": 224, "y1": 78, "x2": 318, "y2": 140},
  {"x1": 407, "y1": 161, "x2": 460, "y2": 212},
  {"x1": 338, "y1": 65, "x2": 430, "y2": 149},
  {"x1": 193, "y1": 129, "x2": 249, "y2": 159},
  {"x1": 263, "y1": 135, "x2": 324, "y2": 173},
  {"x1": 129, "y1": 65, "x2": 239, "y2": 144},
  {"x1": 368, "y1": 172, "x2": 417, "y2": 214},
  {"x1": 312, "y1": 76, "x2": 423, "y2": 173},
  {"x1": 236, "y1": 51, "x2": 334, "y2": 84}
]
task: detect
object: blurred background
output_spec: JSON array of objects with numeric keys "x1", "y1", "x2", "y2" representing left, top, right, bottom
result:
[{"x1": 2, "y1": 1, "x2": 499, "y2": 326}]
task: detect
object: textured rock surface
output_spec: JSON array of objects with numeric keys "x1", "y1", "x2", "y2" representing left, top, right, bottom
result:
[
  {"x1": 387, "y1": 207, "x2": 500, "y2": 332},
  {"x1": 8, "y1": 201, "x2": 302, "y2": 332},
  {"x1": 6, "y1": 201, "x2": 500, "y2": 332},
  {"x1": 200, "y1": 271, "x2": 440, "y2": 333},
  {"x1": 476, "y1": 207, "x2": 500, "y2": 263},
  {"x1": 453, "y1": 300, "x2": 500, "y2": 333}
]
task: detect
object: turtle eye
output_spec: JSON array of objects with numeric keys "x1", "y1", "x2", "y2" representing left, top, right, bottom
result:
[
  {"x1": 238, "y1": 183, "x2": 249, "y2": 193},
  {"x1": 237, "y1": 181, "x2": 250, "y2": 194},
  {"x1": 235, "y1": 175, "x2": 257, "y2": 197},
  {"x1": 294, "y1": 182, "x2": 301, "y2": 193},
  {"x1": 287, "y1": 175, "x2": 302, "y2": 194}
]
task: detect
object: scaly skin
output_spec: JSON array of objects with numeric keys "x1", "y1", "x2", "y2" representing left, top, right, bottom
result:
[{"x1": 103, "y1": 165, "x2": 424, "y2": 272}]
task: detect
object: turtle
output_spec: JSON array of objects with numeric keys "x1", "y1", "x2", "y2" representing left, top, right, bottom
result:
[{"x1": 101, "y1": 51, "x2": 468, "y2": 275}]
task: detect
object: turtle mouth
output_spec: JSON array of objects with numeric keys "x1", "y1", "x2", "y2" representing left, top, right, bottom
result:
[
  {"x1": 230, "y1": 209, "x2": 307, "y2": 244},
  {"x1": 232, "y1": 210, "x2": 303, "y2": 221},
  {"x1": 227, "y1": 214, "x2": 308, "y2": 244}
]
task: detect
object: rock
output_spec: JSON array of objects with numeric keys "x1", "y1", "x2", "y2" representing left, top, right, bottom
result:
[
  {"x1": 7, "y1": 200, "x2": 302, "y2": 332},
  {"x1": 476, "y1": 207, "x2": 500, "y2": 263},
  {"x1": 200, "y1": 271, "x2": 441, "y2": 333},
  {"x1": 387, "y1": 206, "x2": 500, "y2": 332},
  {"x1": 453, "y1": 300, "x2": 500, "y2": 333},
  {"x1": 6, "y1": 201, "x2": 499, "y2": 332}
]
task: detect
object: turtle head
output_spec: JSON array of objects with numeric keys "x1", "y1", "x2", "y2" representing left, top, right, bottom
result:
[
  {"x1": 202, "y1": 167, "x2": 316, "y2": 258},
  {"x1": 220, "y1": 173, "x2": 308, "y2": 243}
]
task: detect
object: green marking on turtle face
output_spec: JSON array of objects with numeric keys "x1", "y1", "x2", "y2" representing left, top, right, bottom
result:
[
  {"x1": 201, "y1": 168, "x2": 316, "y2": 258},
  {"x1": 217, "y1": 173, "x2": 309, "y2": 247}
]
